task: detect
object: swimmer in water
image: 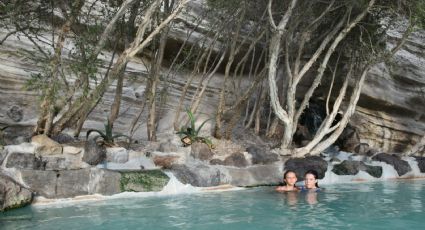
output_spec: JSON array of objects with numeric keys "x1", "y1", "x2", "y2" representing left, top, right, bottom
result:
[
  {"x1": 300, "y1": 169, "x2": 321, "y2": 192},
  {"x1": 276, "y1": 170, "x2": 299, "y2": 192}
]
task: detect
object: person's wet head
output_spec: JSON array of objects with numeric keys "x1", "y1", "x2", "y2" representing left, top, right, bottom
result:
[
  {"x1": 304, "y1": 170, "x2": 319, "y2": 189},
  {"x1": 276, "y1": 170, "x2": 298, "y2": 192},
  {"x1": 283, "y1": 170, "x2": 297, "y2": 187}
]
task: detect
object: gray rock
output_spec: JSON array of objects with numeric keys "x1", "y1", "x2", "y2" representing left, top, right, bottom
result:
[
  {"x1": 223, "y1": 152, "x2": 248, "y2": 168},
  {"x1": 0, "y1": 173, "x2": 32, "y2": 211},
  {"x1": 83, "y1": 140, "x2": 106, "y2": 165},
  {"x1": 169, "y1": 164, "x2": 221, "y2": 187},
  {"x1": 414, "y1": 157, "x2": 425, "y2": 173},
  {"x1": 32, "y1": 135, "x2": 63, "y2": 156},
  {"x1": 226, "y1": 164, "x2": 281, "y2": 186},
  {"x1": 209, "y1": 159, "x2": 224, "y2": 165},
  {"x1": 153, "y1": 155, "x2": 180, "y2": 169},
  {"x1": 20, "y1": 170, "x2": 58, "y2": 198},
  {"x1": 330, "y1": 157, "x2": 341, "y2": 163},
  {"x1": 354, "y1": 143, "x2": 370, "y2": 155},
  {"x1": 332, "y1": 161, "x2": 361, "y2": 175},
  {"x1": 246, "y1": 146, "x2": 279, "y2": 165},
  {"x1": 6, "y1": 105, "x2": 23, "y2": 122},
  {"x1": 190, "y1": 142, "x2": 213, "y2": 161},
  {"x1": 106, "y1": 147, "x2": 129, "y2": 163},
  {"x1": 372, "y1": 153, "x2": 411, "y2": 176},
  {"x1": 20, "y1": 168, "x2": 121, "y2": 198},
  {"x1": 338, "y1": 126, "x2": 360, "y2": 152},
  {"x1": 158, "y1": 142, "x2": 178, "y2": 153},
  {"x1": 364, "y1": 165, "x2": 383, "y2": 178},
  {"x1": 5, "y1": 153, "x2": 46, "y2": 170},
  {"x1": 284, "y1": 156, "x2": 328, "y2": 179},
  {"x1": 0, "y1": 148, "x2": 6, "y2": 165},
  {"x1": 332, "y1": 160, "x2": 382, "y2": 178},
  {"x1": 91, "y1": 169, "x2": 121, "y2": 195},
  {"x1": 51, "y1": 133, "x2": 76, "y2": 144},
  {"x1": 42, "y1": 157, "x2": 68, "y2": 170}
]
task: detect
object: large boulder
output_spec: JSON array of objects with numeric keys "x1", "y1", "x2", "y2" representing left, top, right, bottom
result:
[
  {"x1": 19, "y1": 168, "x2": 121, "y2": 198},
  {"x1": 169, "y1": 164, "x2": 221, "y2": 187},
  {"x1": 106, "y1": 147, "x2": 129, "y2": 163},
  {"x1": 83, "y1": 140, "x2": 106, "y2": 165},
  {"x1": 31, "y1": 135, "x2": 63, "y2": 155},
  {"x1": 372, "y1": 153, "x2": 411, "y2": 176},
  {"x1": 190, "y1": 142, "x2": 213, "y2": 161},
  {"x1": 225, "y1": 164, "x2": 281, "y2": 186},
  {"x1": 153, "y1": 155, "x2": 180, "y2": 169},
  {"x1": 158, "y1": 142, "x2": 178, "y2": 153},
  {"x1": 5, "y1": 152, "x2": 46, "y2": 170},
  {"x1": 284, "y1": 156, "x2": 328, "y2": 179},
  {"x1": 246, "y1": 146, "x2": 279, "y2": 165},
  {"x1": 0, "y1": 173, "x2": 32, "y2": 211},
  {"x1": 223, "y1": 152, "x2": 248, "y2": 168},
  {"x1": 332, "y1": 160, "x2": 383, "y2": 178}
]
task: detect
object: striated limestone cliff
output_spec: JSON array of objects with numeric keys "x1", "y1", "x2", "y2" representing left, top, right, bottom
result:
[{"x1": 0, "y1": 1, "x2": 424, "y2": 154}]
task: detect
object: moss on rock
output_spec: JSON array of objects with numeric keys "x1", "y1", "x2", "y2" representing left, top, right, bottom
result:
[{"x1": 119, "y1": 170, "x2": 170, "y2": 192}]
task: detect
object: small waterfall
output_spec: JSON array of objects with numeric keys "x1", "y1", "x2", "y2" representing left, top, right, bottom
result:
[
  {"x1": 317, "y1": 151, "x2": 425, "y2": 185},
  {"x1": 160, "y1": 172, "x2": 200, "y2": 195},
  {"x1": 403, "y1": 157, "x2": 425, "y2": 178}
]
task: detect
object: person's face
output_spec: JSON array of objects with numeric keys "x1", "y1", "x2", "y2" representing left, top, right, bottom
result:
[
  {"x1": 284, "y1": 172, "x2": 297, "y2": 186},
  {"x1": 304, "y1": 173, "x2": 317, "y2": 189}
]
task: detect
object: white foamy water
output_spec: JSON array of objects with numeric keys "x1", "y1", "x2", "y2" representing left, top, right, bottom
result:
[{"x1": 317, "y1": 152, "x2": 425, "y2": 185}]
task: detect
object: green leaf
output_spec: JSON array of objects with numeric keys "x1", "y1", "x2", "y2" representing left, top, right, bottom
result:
[{"x1": 86, "y1": 129, "x2": 106, "y2": 140}]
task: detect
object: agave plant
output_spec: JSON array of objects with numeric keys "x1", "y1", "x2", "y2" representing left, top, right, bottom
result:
[
  {"x1": 86, "y1": 119, "x2": 130, "y2": 146},
  {"x1": 176, "y1": 109, "x2": 214, "y2": 148}
]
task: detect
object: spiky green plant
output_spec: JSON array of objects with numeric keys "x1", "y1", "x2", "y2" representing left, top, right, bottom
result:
[
  {"x1": 176, "y1": 109, "x2": 214, "y2": 148},
  {"x1": 86, "y1": 119, "x2": 130, "y2": 146}
]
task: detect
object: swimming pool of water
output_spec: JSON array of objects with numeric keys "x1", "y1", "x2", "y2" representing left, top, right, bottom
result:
[{"x1": 1, "y1": 179, "x2": 424, "y2": 230}]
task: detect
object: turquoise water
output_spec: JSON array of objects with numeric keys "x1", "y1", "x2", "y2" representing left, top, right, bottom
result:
[{"x1": 1, "y1": 180, "x2": 424, "y2": 230}]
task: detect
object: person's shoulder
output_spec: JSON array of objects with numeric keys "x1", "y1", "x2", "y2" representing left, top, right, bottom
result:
[{"x1": 275, "y1": 186, "x2": 286, "y2": 192}]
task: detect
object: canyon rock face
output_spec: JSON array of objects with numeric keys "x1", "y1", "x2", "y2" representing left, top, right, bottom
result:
[
  {"x1": 0, "y1": 1, "x2": 424, "y2": 154},
  {"x1": 351, "y1": 30, "x2": 425, "y2": 153}
]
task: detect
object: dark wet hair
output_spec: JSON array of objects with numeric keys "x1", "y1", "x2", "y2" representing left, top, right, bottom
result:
[
  {"x1": 304, "y1": 170, "x2": 319, "y2": 188},
  {"x1": 282, "y1": 170, "x2": 297, "y2": 186}
]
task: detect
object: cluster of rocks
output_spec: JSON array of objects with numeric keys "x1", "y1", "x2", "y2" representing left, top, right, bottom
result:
[{"x1": 2, "y1": 132, "x2": 425, "y2": 212}]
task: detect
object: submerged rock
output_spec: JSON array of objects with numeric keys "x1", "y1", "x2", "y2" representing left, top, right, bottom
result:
[
  {"x1": 0, "y1": 173, "x2": 32, "y2": 211},
  {"x1": 119, "y1": 170, "x2": 169, "y2": 192},
  {"x1": 332, "y1": 160, "x2": 382, "y2": 178},
  {"x1": 284, "y1": 156, "x2": 328, "y2": 179},
  {"x1": 372, "y1": 153, "x2": 411, "y2": 176}
]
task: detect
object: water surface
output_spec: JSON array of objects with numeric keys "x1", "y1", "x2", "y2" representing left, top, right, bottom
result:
[{"x1": 1, "y1": 180, "x2": 424, "y2": 229}]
